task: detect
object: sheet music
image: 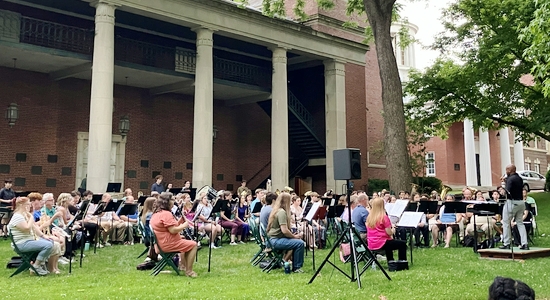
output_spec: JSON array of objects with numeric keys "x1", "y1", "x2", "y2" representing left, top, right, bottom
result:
[
  {"x1": 386, "y1": 200, "x2": 409, "y2": 217},
  {"x1": 305, "y1": 202, "x2": 321, "y2": 222},
  {"x1": 397, "y1": 212, "x2": 424, "y2": 228}
]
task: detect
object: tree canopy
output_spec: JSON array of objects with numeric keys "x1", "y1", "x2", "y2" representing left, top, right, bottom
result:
[{"x1": 404, "y1": 0, "x2": 550, "y2": 142}]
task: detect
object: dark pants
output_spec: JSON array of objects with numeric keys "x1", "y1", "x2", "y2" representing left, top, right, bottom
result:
[
  {"x1": 381, "y1": 239, "x2": 407, "y2": 261},
  {"x1": 220, "y1": 219, "x2": 243, "y2": 236},
  {"x1": 414, "y1": 226, "x2": 430, "y2": 246}
]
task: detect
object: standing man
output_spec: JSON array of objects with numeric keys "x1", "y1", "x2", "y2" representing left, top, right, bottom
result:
[
  {"x1": 151, "y1": 175, "x2": 165, "y2": 194},
  {"x1": 500, "y1": 164, "x2": 529, "y2": 250},
  {"x1": 237, "y1": 180, "x2": 251, "y2": 198}
]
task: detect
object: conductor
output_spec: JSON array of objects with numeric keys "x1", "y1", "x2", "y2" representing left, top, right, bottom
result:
[{"x1": 499, "y1": 164, "x2": 529, "y2": 250}]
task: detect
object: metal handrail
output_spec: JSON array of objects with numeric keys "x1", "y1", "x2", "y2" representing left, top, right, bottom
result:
[
  {"x1": 214, "y1": 57, "x2": 271, "y2": 88},
  {"x1": 19, "y1": 16, "x2": 94, "y2": 55},
  {"x1": 288, "y1": 90, "x2": 316, "y2": 130}
]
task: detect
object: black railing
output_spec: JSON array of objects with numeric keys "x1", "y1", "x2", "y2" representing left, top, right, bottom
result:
[
  {"x1": 288, "y1": 90, "x2": 316, "y2": 130},
  {"x1": 19, "y1": 16, "x2": 94, "y2": 55},
  {"x1": 10, "y1": 15, "x2": 271, "y2": 88},
  {"x1": 214, "y1": 57, "x2": 271, "y2": 88}
]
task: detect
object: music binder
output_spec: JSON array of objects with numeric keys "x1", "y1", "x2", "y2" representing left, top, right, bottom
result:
[
  {"x1": 118, "y1": 203, "x2": 138, "y2": 217},
  {"x1": 418, "y1": 200, "x2": 438, "y2": 214}
]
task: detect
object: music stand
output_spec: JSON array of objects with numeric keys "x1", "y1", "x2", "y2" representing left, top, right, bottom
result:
[
  {"x1": 169, "y1": 188, "x2": 182, "y2": 195},
  {"x1": 15, "y1": 191, "x2": 33, "y2": 197},
  {"x1": 92, "y1": 201, "x2": 106, "y2": 253},
  {"x1": 469, "y1": 203, "x2": 500, "y2": 252},
  {"x1": 106, "y1": 183, "x2": 122, "y2": 193},
  {"x1": 418, "y1": 201, "x2": 438, "y2": 215}
]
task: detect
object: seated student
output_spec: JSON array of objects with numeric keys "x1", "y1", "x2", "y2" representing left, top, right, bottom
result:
[
  {"x1": 308, "y1": 192, "x2": 327, "y2": 247},
  {"x1": 413, "y1": 196, "x2": 432, "y2": 248},
  {"x1": 431, "y1": 195, "x2": 463, "y2": 248},
  {"x1": 97, "y1": 194, "x2": 131, "y2": 245},
  {"x1": 150, "y1": 192, "x2": 197, "y2": 277},
  {"x1": 351, "y1": 194, "x2": 369, "y2": 241},
  {"x1": 219, "y1": 191, "x2": 244, "y2": 245},
  {"x1": 234, "y1": 194, "x2": 250, "y2": 241},
  {"x1": 267, "y1": 192, "x2": 305, "y2": 273},
  {"x1": 195, "y1": 195, "x2": 222, "y2": 249},
  {"x1": 118, "y1": 196, "x2": 139, "y2": 245},
  {"x1": 260, "y1": 193, "x2": 277, "y2": 235},
  {"x1": 488, "y1": 276, "x2": 535, "y2": 300},
  {"x1": 8, "y1": 197, "x2": 56, "y2": 276},
  {"x1": 366, "y1": 197, "x2": 407, "y2": 263},
  {"x1": 512, "y1": 202, "x2": 533, "y2": 246}
]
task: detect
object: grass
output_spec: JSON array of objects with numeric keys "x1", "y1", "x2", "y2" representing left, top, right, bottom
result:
[{"x1": 2, "y1": 193, "x2": 550, "y2": 299}]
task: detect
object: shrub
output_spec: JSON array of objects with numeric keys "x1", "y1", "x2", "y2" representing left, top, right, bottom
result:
[
  {"x1": 545, "y1": 169, "x2": 550, "y2": 191},
  {"x1": 367, "y1": 179, "x2": 389, "y2": 195}
]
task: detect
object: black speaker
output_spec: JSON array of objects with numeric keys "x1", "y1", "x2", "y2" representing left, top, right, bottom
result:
[{"x1": 333, "y1": 148, "x2": 361, "y2": 180}]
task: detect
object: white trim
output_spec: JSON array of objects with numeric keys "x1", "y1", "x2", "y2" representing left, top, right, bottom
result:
[{"x1": 425, "y1": 151, "x2": 436, "y2": 177}]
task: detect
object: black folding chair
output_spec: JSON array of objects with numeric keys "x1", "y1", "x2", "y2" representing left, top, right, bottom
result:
[{"x1": 9, "y1": 233, "x2": 42, "y2": 277}]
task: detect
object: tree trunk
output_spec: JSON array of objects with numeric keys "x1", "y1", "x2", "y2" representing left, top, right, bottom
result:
[{"x1": 364, "y1": 0, "x2": 412, "y2": 193}]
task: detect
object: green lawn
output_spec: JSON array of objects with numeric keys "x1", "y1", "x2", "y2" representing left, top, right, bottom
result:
[{"x1": 2, "y1": 193, "x2": 550, "y2": 299}]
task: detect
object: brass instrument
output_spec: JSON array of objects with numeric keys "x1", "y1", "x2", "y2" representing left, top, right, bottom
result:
[
  {"x1": 466, "y1": 186, "x2": 478, "y2": 195},
  {"x1": 440, "y1": 185, "x2": 452, "y2": 200},
  {"x1": 283, "y1": 186, "x2": 294, "y2": 193},
  {"x1": 410, "y1": 183, "x2": 419, "y2": 195}
]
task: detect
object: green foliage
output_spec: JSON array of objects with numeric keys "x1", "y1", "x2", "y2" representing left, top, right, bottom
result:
[
  {"x1": 545, "y1": 169, "x2": 550, "y2": 191},
  {"x1": 367, "y1": 178, "x2": 390, "y2": 194},
  {"x1": 521, "y1": 0, "x2": 550, "y2": 98},
  {"x1": 405, "y1": 0, "x2": 550, "y2": 142},
  {"x1": 412, "y1": 176, "x2": 442, "y2": 195}
]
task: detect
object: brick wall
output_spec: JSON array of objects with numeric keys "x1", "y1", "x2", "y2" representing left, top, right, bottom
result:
[{"x1": 0, "y1": 66, "x2": 271, "y2": 196}]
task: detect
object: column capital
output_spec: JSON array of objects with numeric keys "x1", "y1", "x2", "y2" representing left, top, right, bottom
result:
[
  {"x1": 323, "y1": 59, "x2": 346, "y2": 77},
  {"x1": 90, "y1": 1, "x2": 119, "y2": 25},
  {"x1": 90, "y1": 0, "x2": 121, "y2": 8},
  {"x1": 271, "y1": 47, "x2": 287, "y2": 65},
  {"x1": 192, "y1": 27, "x2": 214, "y2": 47}
]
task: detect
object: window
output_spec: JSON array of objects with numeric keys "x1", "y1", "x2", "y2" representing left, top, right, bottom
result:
[
  {"x1": 534, "y1": 164, "x2": 540, "y2": 174},
  {"x1": 524, "y1": 163, "x2": 531, "y2": 171},
  {"x1": 425, "y1": 152, "x2": 436, "y2": 177}
]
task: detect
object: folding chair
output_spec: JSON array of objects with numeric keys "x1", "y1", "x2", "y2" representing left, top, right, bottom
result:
[
  {"x1": 259, "y1": 224, "x2": 284, "y2": 273},
  {"x1": 149, "y1": 226, "x2": 180, "y2": 276},
  {"x1": 136, "y1": 220, "x2": 150, "y2": 259},
  {"x1": 249, "y1": 219, "x2": 266, "y2": 266},
  {"x1": 9, "y1": 232, "x2": 42, "y2": 277}
]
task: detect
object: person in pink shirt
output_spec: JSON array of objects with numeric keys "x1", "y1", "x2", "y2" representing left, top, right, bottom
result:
[{"x1": 366, "y1": 197, "x2": 407, "y2": 262}]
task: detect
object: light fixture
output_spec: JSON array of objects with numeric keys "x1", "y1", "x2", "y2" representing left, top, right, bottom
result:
[
  {"x1": 119, "y1": 115, "x2": 130, "y2": 136},
  {"x1": 5, "y1": 103, "x2": 18, "y2": 127},
  {"x1": 496, "y1": 132, "x2": 500, "y2": 140},
  {"x1": 213, "y1": 125, "x2": 218, "y2": 142}
]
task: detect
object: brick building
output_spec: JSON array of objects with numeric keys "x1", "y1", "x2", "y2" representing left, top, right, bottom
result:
[{"x1": 0, "y1": 0, "x2": 392, "y2": 196}]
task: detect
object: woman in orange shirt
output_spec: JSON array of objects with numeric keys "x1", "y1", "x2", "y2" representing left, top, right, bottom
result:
[{"x1": 150, "y1": 192, "x2": 198, "y2": 277}]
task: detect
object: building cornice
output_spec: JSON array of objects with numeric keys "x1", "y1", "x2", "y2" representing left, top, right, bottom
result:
[{"x1": 90, "y1": 0, "x2": 369, "y2": 64}]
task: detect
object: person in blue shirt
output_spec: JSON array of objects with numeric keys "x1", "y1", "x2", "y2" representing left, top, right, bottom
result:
[
  {"x1": 151, "y1": 175, "x2": 165, "y2": 194},
  {"x1": 351, "y1": 194, "x2": 369, "y2": 241},
  {"x1": 250, "y1": 188, "x2": 265, "y2": 222}
]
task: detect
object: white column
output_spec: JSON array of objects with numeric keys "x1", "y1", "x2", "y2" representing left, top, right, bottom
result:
[
  {"x1": 514, "y1": 133, "x2": 525, "y2": 169},
  {"x1": 271, "y1": 47, "x2": 289, "y2": 190},
  {"x1": 499, "y1": 128, "x2": 512, "y2": 174},
  {"x1": 87, "y1": 1, "x2": 116, "y2": 193},
  {"x1": 463, "y1": 119, "x2": 478, "y2": 186},
  {"x1": 479, "y1": 129, "x2": 492, "y2": 186},
  {"x1": 324, "y1": 60, "x2": 347, "y2": 192},
  {"x1": 192, "y1": 28, "x2": 214, "y2": 188}
]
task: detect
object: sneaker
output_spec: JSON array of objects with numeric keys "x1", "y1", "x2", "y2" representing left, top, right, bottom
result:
[
  {"x1": 210, "y1": 244, "x2": 220, "y2": 249},
  {"x1": 293, "y1": 268, "x2": 304, "y2": 273},
  {"x1": 376, "y1": 254, "x2": 387, "y2": 261},
  {"x1": 104, "y1": 242, "x2": 112, "y2": 247},
  {"x1": 32, "y1": 264, "x2": 49, "y2": 276},
  {"x1": 238, "y1": 241, "x2": 245, "y2": 244},
  {"x1": 250, "y1": 237, "x2": 256, "y2": 241},
  {"x1": 96, "y1": 243, "x2": 104, "y2": 248},
  {"x1": 58, "y1": 258, "x2": 69, "y2": 265},
  {"x1": 230, "y1": 242, "x2": 238, "y2": 246}
]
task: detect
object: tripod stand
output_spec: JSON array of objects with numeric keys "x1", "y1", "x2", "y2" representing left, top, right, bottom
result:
[{"x1": 308, "y1": 180, "x2": 391, "y2": 288}]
